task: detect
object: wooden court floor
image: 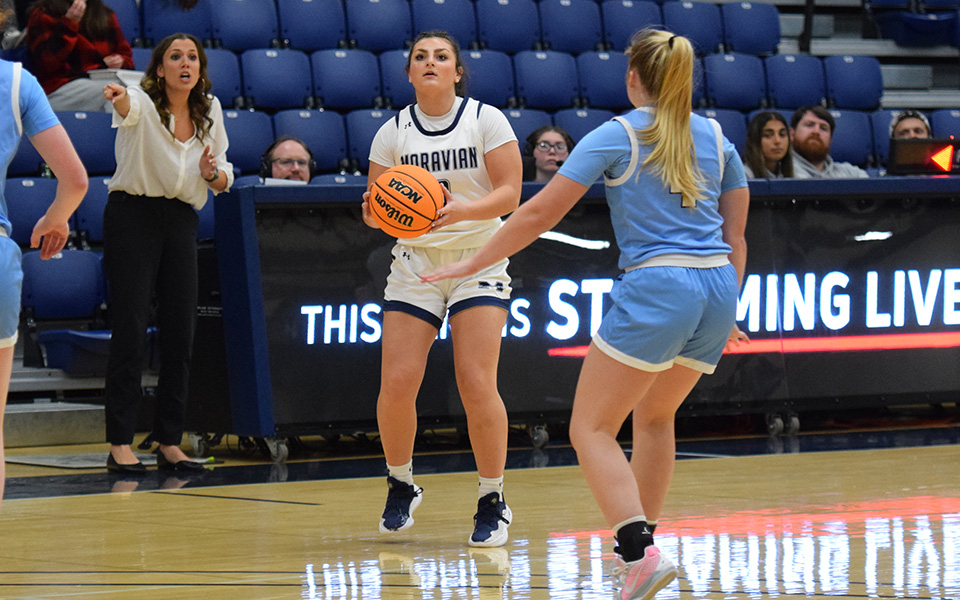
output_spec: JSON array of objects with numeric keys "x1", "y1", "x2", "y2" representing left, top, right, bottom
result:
[{"x1": 1, "y1": 438, "x2": 958, "y2": 599}]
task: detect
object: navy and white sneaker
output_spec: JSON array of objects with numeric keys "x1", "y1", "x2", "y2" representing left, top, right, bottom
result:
[
  {"x1": 379, "y1": 476, "x2": 423, "y2": 533},
  {"x1": 469, "y1": 492, "x2": 512, "y2": 547}
]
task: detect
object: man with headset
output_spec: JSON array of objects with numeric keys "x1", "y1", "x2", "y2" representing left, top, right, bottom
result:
[{"x1": 260, "y1": 135, "x2": 315, "y2": 182}]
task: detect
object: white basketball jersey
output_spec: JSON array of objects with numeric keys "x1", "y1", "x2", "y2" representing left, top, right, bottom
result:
[{"x1": 369, "y1": 97, "x2": 516, "y2": 249}]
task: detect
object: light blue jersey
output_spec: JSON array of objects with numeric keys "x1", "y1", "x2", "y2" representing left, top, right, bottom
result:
[
  {"x1": 559, "y1": 107, "x2": 748, "y2": 373},
  {"x1": 1, "y1": 60, "x2": 60, "y2": 345},
  {"x1": 0, "y1": 59, "x2": 60, "y2": 237},
  {"x1": 559, "y1": 107, "x2": 747, "y2": 271}
]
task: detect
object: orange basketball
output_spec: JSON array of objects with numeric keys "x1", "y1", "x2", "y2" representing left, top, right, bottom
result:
[{"x1": 370, "y1": 164, "x2": 444, "y2": 238}]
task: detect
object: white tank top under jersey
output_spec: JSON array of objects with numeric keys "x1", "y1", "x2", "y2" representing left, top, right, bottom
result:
[{"x1": 368, "y1": 96, "x2": 517, "y2": 250}]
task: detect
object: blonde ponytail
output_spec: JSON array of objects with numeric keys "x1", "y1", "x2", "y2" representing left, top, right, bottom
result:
[{"x1": 626, "y1": 30, "x2": 705, "y2": 207}]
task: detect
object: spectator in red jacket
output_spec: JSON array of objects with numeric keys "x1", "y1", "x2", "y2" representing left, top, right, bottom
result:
[{"x1": 26, "y1": 0, "x2": 133, "y2": 111}]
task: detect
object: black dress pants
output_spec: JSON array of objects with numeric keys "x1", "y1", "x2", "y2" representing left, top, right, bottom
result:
[{"x1": 103, "y1": 191, "x2": 199, "y2": 446}]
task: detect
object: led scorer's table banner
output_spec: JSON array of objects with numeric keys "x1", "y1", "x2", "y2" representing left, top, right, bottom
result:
[{"x1": 200, "y1": 178, "x2": 960, "y2": 439}]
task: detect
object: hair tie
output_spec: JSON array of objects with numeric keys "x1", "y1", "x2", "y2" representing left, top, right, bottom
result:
[{"x1": 668, "y1": 35, "x2": 678, "y2": 49}]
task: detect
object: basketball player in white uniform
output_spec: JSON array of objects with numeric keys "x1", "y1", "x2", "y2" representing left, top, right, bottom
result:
[{"x1": 361, "y1": 30, "x2": 522, "y2": 547}]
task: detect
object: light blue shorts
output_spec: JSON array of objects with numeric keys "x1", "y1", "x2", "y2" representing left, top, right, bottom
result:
[
  {"x1": 594, "y1": 264, "x2": 738, "y2": 374},
  {"x1": 0, "y1": 234, "x2": 23, "y2": 348}
]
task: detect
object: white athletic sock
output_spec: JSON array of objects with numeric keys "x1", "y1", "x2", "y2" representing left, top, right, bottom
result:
[
  {"x1": 478, "y1": 475, "x2": 504, "y2": 500},
  {"x1": 387, "y1": 461, "x2": 414, "y2": 486}
]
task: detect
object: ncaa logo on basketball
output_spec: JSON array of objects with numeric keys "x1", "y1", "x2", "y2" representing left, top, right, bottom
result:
[
  {"x1": 387, "y1": 177, "x2": 423, "y2": 204},
  {"x1": 374, "y1": 191, "x2": 415, "y2": 228}
]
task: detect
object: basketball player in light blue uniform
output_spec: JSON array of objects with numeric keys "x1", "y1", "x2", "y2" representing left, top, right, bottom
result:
[
  {"x1": 423, "y1": 29, "x2": 749, "y2": 600},
  {"x1": 0, "y1": 48, "x2": 87, "y2": 511}
]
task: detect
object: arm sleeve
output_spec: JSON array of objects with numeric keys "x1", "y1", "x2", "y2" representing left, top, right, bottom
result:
[
  {"x1": 368, "y1": 117, "x2": 399, "y2": 168},
  {"x1": 479, "y1": 104, "x2": 517, "y2": 153},
  {"x1": 557, "y1": 121, "x2": 627, "y2": 186},
  {"x1": 19, "y1": 69, "x2": 60, "y2": 138},
  {"x1": 209, "y1": 97, "x2": 235, "y2": 193},
  {"x1": 112, "y1": 86, "x2": 142, "y2": 127},
  {"x1": 720, "y1": 138, "x2": 748, "y2": 192}
]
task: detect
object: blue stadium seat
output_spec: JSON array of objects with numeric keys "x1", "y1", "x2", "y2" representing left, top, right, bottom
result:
[
  {"x1": 131, "y1": 47, "x2": 152, "y2": 70},
  {"x1": 503, "y1": 108, "x2": 552, "y2": 144},
  {"x1": 475, "y1": 0, "x2": 541, "y2": 54},
  {"x1": 877, "y1": 11, "x2": 958, "y2": 47},
  {"x1": 273, "y1": 109, "x2": 347, "y2": 173},
  {"x1": 721, "y1": 2, "x2": 780, "y2": 56},
  {"x1": 241, "y1": 49, "x2": 313, "y2": 110},
  {"x1": 601, "y1": 0, "x2": 661, "y2": 53},
  {"x1": 75, "y1": 176, "x2": 110, "y2": 246},
  {"x1": 204, "y1": 48, "x2": 243, "y2": 108},
  {"x1": 209, "y1": 0, "x2": 280, "y2": 51},
  {"x1": 703, "y1": 53, "x2": 766, "y2": 110},
  {"x1": 823, "y1": 55, "x2": 883, "y2": 111},
  {"x1": 576, "y1": 51, "x2": 630, "y2": 110},
  {"x1": 21, "y1": 249, "x2": 111, "y2": 376},
  {"x1": 410, "y1": 0, "x2": 478, "y2": 50},
  {"x1": 692, "y1": 56, "x2": 705, "y2": 108},
  {"x1": 553, "y1": 108, "x2": 615, "y2": 143},
  {"x1": 8, "y1": 135, "x2": 44, "y2": 177},
  {"x1": 514, "y1": 51, "x2": 579, "y2": 110},
  {"x1": 57, "y1": 111, "x2": 117, "y2": 175},
  {"x1": 828, "y1": 109, "x2": 874, "y2": 167},
  {"x1": 931, "y1": 108, "x2": 960, "y2": 138},
  {"x1": 345, "y1": 0, "x2": 412, "y2": 52},
  {"x1": 277, "y1": 0, "x2": 347, "y2": 51},
  {"x1": 764, "y1": 54, "x2": 825, "y2": 110},
  {"x1": 4, "y1": 178, "x2": 59, "y2": 247},
  {"x1": 662, "y1": 1, "x2": 723, "y2": 55},
  {"x1": 141, "y1": 0, "x2": 212, "y2": 46},
  {"x1": 462, "y1": 50, "x2": 515, "y2": 108},
  {"x1": 696, "y1": 108, "x2": 747, "y2": 156},
  {"x1": 221, "y1": 109, "x2": 275, "y2": 173},
  {"x1": 105, "y1": 0, "x2": 142, "y2": 47},
  {"x1": 379, "y1": 49, "x2": 414, "y2": 109},
  {"x1": 345, "y1": 109, "x2": 399, "y2": 172},
  {"x1": 539, "y1": 0, "x2": 604, "y2": 54},
  {"x1": 312, "y1": 49, "x2": 381, "y2": 110}
]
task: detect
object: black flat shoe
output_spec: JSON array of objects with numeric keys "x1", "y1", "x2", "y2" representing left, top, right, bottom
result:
[
  {"x1": 106, "y1": 453, "x2": 147, "y2": 475},
  {"x1": 156, "y1": 450, "x2": 206, "y2": 473}
]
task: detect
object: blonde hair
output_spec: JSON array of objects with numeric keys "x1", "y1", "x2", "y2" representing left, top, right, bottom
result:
[{"x1": 626, "y1": 29, "x2": 704, "y2": 207}]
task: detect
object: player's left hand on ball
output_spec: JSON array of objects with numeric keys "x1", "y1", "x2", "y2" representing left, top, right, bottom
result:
[{"x1": 420, "y1": 258, "x2": 477, "y2": 283}]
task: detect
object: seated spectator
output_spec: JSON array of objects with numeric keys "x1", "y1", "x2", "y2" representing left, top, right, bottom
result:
[
  {"x1": 260, "y1": 135, "x2": 314, "y2": 182},
  {"x1": 743, "y1": 111, "x2": 793, "y2": 179},
  {"x1": 26, "y1": 0, "x2": 134, "y2": 112},
  {"x1": 789, "y1": 106, "x2": 868, "y2": 179},
  {"x1": 890, "y1": 109, "x2": 931, "y2": 140},
  {"x1": 523, "y1": 125, "x2": 574, "y2": 182}
]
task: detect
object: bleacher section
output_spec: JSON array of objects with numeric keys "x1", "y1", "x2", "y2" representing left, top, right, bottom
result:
[{"x1": 3, "y1": 0, "x2": 957, "y2": 179}]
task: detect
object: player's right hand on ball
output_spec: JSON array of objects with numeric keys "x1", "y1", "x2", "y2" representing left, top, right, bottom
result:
[{"x1": 361, "y1": 191, "x2": 380, "y2": 230}]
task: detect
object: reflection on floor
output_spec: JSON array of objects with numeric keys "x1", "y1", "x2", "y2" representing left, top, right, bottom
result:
[{"x1": 2, "y1": 412, "x2": 958, "y2": 599}]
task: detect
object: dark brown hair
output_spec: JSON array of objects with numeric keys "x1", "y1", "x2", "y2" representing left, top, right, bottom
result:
[
  {"x1": 745, "y1": 111, "x2": 793, "y2": 178},
  {"x1": 405, "y1": 30, "x2": 469, "y2": 97},
  {"x1": 140, "y1": 33, "x2": 214, "y2": 142},
  {"x1": 30, "y1": 0, "x2": 116, "y2": 40}
]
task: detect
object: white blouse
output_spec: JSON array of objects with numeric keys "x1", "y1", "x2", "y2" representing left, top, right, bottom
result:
[{"x1": 107, "y1": 87, "x2": 234, "y2": 209}]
